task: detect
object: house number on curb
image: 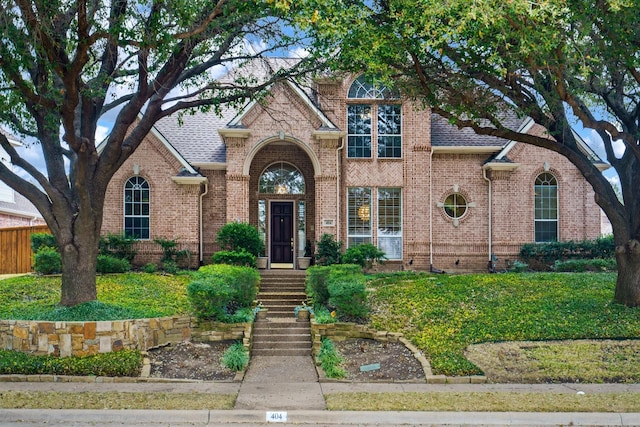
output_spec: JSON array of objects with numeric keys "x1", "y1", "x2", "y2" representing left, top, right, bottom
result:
[{"x1": 266, "y1": 411, "x2": 287, "y2": 423}]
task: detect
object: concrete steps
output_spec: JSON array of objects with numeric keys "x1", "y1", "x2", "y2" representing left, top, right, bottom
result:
[{"x1": 253, "y1": 271, "x2": 311, "y2": 357}]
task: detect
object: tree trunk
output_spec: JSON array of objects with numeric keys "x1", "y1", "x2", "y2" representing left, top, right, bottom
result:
[
  {"x1": 614, "y1": 240, "x2": 640, "y2": 307},
  {"x1": 59, "y1": 225, "x2": 101, "y2": 307}
]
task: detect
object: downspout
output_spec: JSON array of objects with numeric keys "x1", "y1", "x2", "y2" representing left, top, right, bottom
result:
[
  {"x1": 482, "y1": 167, "x2": 492, "y2": 269},
  {"x1": 336, "y1": 136, "x2": 345, "y2": 241},
  {"x1": 199, "y1": 182, "x2": 209, "y2": 265},
  {"x1": 429, "y1": 148, "x2": 434, "y2": 270}
]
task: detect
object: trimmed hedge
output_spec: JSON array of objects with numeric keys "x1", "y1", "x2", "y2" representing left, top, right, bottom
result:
[
  {"x1": 97, "y1": 255, "x2": 131, "y2": 274},
  {"x1": 33, "y1": 247, "x2": 62, "y2": 275},
  {"x1": 519, "y1": 236, "x2": 615, "y2": 270},
  {"x1": 0, "y1": 349, "x2": 142, "y2": 377},
  {"x1": 212, "y1": 250, "x2": 257, "y2": 268},
  {"x1": 306, "y1": 264, "x2": 369, "y2": 322},
  {"x1": 187, "y1": 264, "x2": 259, "y2": 322},
  {"x1": 553, "y1": 258, "x2": 617, "y2": 272}
]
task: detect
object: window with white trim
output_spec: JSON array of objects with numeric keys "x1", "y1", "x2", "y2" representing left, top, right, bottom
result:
[
  {"x1": 347, "y1": 187, "x2": 372, "y2": 247},
  {"x1": 124, "y1": 176, "x2": 150, "y2": 239},
  {"x1": 347, "y1": 75, "x2": 401, "y2": 159},
  {"x1": 534, "y1": 172, "x2": 558, "y2": 242},
  {"x1": 378, "y1": 188, "x2": 402, "y2": 259}
]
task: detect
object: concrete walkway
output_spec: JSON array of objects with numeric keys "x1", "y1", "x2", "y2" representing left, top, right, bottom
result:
[{"x1": 234, "y1": 355, "x2": 325, "y2": 410}]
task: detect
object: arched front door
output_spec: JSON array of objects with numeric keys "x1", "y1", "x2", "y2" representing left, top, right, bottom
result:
[{"x1": 270, "y1": 201, "x2": 294, "y2": 264}]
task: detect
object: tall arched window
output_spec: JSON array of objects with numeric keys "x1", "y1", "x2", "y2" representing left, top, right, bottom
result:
[
  {"x1": 347, "y1": 75, "x2": 402, "y2": 159},
  {"x1": 534, "y1": 172, "x2": 558, "y2": 242},
  {"x1": 124, "y1": 176, "x2": 150, "y2": 239},
  {"x1": 259, "y1": 163, "x2": 305, "y2": 194}
]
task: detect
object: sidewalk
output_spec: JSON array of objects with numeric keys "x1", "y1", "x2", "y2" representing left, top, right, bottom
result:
[{"x1": 2, "y1": 380, "x2": 640, "y2": 426}]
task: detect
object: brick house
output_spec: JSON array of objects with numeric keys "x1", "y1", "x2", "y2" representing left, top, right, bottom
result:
[{"x1": 101, "y1": 70, "x2": 607, "y2": 272}]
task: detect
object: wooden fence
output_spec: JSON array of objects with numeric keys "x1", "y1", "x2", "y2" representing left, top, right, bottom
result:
[{"x1": 0, "y1": 225, "x2": 49, "y2": 274}]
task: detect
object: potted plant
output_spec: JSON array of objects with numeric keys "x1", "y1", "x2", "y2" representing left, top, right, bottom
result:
[
  {"x1": 297, "y1": 239, "x2": 313, "y2": 270},
  {"x1": 256, "y1": 251, "x2": 268, "y2": 269},
  {"x1": 294, "y1": 302, "x2": 313, "y2": 321}
]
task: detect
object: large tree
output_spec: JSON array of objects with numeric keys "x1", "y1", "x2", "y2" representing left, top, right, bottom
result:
[
  {"x1": 294, "y1": 0, "x2": 640, "y2": 305},
  {"x1": 0, "y1": 0, "x2": 328, "y2": 306}
]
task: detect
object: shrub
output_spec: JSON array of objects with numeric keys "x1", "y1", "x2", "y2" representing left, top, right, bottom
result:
[
  {"x1": 0, "y1": 349, "x2": 142, "y2": 377},
  {"x1": 553, "y1": 258, "x2": 617, "y2": 272},
  {"x1": 31, "y1": 233, "x2": 57, "y2": 253},
  {"x1": 99, "y1": 233, "x2": 137, "y2": 262},
  {"x1": 306, "y1": 264, "x2": 363, "y2": 308},
  {"x1": 212, "y1": 250, "x2": 257, "y2": 268},
  {"x1": 221, "y1": 342, "x2": 249, "y2": 371},
  {"x1": 510, "y1": 260, "x2": 529, "y2": 273},
  {"x1": 519, "y1": 235, "x2": 615, "y2": 270},
  {"x1": 313, "y1": 306, "x2": 338, "y2": 324},
  {"x1": 342, "y1": 243, "x2": 387, "y2": 269},
  {"x1": 328, "y1": 275, "x2": 369, "y2": 321},
  {"x1": 143, "y1": 263, "x2": 158, "y2": 273},
  {"x1": 187, "y1": 264, "x2": 259, "y2": 322},
  {"x1": 33, "y1": 247, "x2": 62, "y2": 275},
  {"x1": 97, "y1": 254, "x2": 131, "y2": 274},
  {"x1": 314, "y1": 233, "x2": 342, "y2": 266},
  {"x1": 154, "y1": 238, "x2": 179, "y2": 263},
  {"x1": 162, "y1": 260, "x2": 179, "y2": 274},
  {"x1": 216, "y1": 222, "x2": 265, "y2": 257},
  {"x1": 317, "y1": 338, "x2": 346, "y2": 379}
]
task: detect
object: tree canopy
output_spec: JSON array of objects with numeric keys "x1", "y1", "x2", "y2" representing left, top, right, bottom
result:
[
  {"x1": 0, "y1": 0, "x2": 331, "y2": 305},
  {"x1": 296, "y1": 0, "x2": 640, "y2": 305}
]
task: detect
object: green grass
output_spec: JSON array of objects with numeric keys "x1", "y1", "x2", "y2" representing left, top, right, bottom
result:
[
  {"x1": 326, "y1": 391, "x2": 640, "y2": 412},
  {"x1": 367, "y1": 272, "x2": 639, "y2": 376},
  {"x1": 0, "y1": 273, "x2": 192, "y2": 320}
]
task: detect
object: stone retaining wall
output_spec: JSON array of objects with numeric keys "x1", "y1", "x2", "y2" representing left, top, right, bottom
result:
[{"x1": 0, "y1": 317, "x2": 252, "y2": 357}]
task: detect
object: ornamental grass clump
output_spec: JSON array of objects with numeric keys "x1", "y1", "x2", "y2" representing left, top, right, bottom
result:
[{"x1": 221, "y1": 343, "x2": 248, "y2": 371}]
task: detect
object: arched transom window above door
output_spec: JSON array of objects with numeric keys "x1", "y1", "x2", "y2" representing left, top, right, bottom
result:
[{"x1": 259, "y1": 163, "x2": 305, "y2": 194}]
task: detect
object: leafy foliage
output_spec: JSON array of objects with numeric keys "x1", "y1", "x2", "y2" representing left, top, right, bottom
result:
[
  {"x1": 0, "y1": 349, "x2": 142, "y2": 377},
  {"x1": 317, "y1": 338, "x2": 346, "y2": 379},
  {"x1": 0, "y1": 274, "x2": 191, "y2": 321},
  {"x1": 221, "y1": 342, "x2": 249, "y2": 371},
  {"x1": 327, "y1": 275, "x2": 369, "y2": 322},
  {"x1": 33, "y1": 247, "x2": 62, "y2": 275},
  {"x1": 97, "y1": 255, "x2": 131, "y2": 274},
  {"x1": 99, "y1": 234, "x2": 137, "y2": 262},
  {"x1": 212, "y1": 250, "x2": 257, "y2": 268},
  {"x1": 342, "y1": 243, "x2": 386, "y2": 269},
  {"x1": 553, "y1": 258, "x2": 617, "y2": 273},
  {"x1": 187, "y1": 264, "x2": 259, "y2": 322},
  {"x1": 306, "y1": 264, "x2": 369, "y2": 322},
  {"x1": 30, "y1": 233, "x2": 57, "y2": 253},
  {"x1": 520, "y1": 236, "x2": 616, "y2": 270},
  {"x1": 367, "y1": 272, "x2": 639, "y2": 376},
  {"x1": 216, "y1": 222, "x2": 265, "y2": 257},
  {"x1": 314, "y1": 233, "x2": 342, "y2": 266}
]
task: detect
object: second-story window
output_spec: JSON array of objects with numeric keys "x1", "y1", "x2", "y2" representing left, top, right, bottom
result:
[{"x1": 347, "y1": 75, "x2": 401, "y2": 159}]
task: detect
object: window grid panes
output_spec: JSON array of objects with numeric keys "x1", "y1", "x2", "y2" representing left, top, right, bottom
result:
[
  {"x1": 347, "y1": 75, "x2": 396, "y2": 99},
  {"x1": 377, "y1": 105, "x2": 402, "y2": 158},
  {"x1": 347, "y1": 104, "x2": 372, "y2": 158},
  {"x1": 378, "y1": 188, "x2": 402, "y2": 259},
  {"x1": 347, "y1": 187, "x2": 372, "y2": 247},
  {"x1": 124, "y1": 176, "x2": 150, "y2": 239},
  {"x1": 535, "y1": 173, "x2": 558, "y2": 242},
  {"x1": 443, "y1": 193, "x2": 467, "y2": 219},
  {"x1": 258, "y1": 200, "x2": 266, "y2": 250},
  {"x1": 259, "y1": 162, "x2": 305, "y2": 194},
  {"x1": 298, "y1": 201, "x2": 306, "y2": 258}
]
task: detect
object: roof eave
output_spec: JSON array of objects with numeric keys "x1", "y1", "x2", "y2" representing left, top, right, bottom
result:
[
  {"x1": 171, "y1": 176, "x2": 208, "y2": 185},
  {"x1": 483, "y1": 162, "x2": 521, "y2": 171}
]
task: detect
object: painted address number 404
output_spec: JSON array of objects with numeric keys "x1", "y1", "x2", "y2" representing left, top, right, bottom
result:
[{"x1": 266, "y1": 411, "x2": 288, "y2": 423}]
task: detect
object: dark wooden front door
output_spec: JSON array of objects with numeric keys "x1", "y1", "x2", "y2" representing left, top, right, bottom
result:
[{"x1": 271, "y1": 202, "x2": 293, "y2": 263}]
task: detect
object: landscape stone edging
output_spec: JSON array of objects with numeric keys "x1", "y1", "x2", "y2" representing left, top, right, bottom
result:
[
  {"x1": 0, "y1": 316, "x2": 252, "y2": 357},
  {"x1": 310, "y1": 318, "x2": 487, "y2": 384},
  {"x1": 0, "y1": 316, "x2": 253, "y2": 383}
]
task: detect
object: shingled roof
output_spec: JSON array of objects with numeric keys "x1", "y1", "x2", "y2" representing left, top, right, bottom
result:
[{"x1": 430, "y1": 110, "x2": 526, "y2": 147}]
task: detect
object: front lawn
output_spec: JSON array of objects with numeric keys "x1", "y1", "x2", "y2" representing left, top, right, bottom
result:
[
  {"x1": 0, "y1": 273, "x2": 191, "y2": 320},
  {"x1": 367, "y1": 272, "x2": 639, "y2": 376}
]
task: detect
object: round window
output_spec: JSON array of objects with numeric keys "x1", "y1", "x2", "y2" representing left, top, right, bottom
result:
[{"x1": 443, "y1": 193, "x2": 467, "y2": 219}]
